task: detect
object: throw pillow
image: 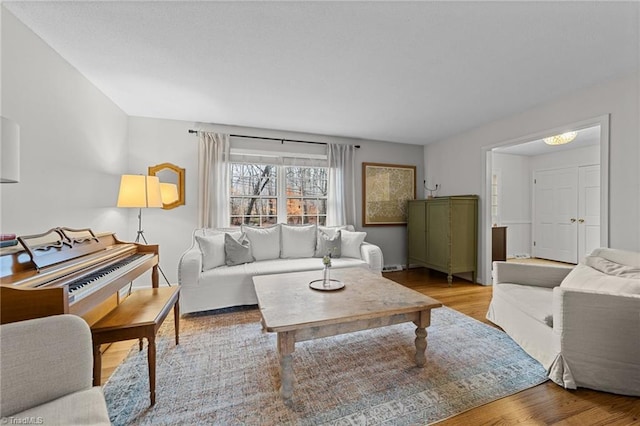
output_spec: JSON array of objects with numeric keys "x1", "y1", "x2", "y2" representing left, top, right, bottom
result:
[
  {"x1": 195, "y1": 230, "x2": 242, "y2": 271},
  {"x1": 241, "y1": 224, "x2": 280, "y2": 261},
  {"x1": 195, "y1": 234, "x2": 226, "y2": 271},
  {"x1": 314, "y1": 229, "x2": 342, "y2": 258},
  {"x1": 584, "y1": 255, "x2": 640, "y2": 278},
  {"x1": 341, "y1": 230, "x2": 367, "y2": 259},
  {"x1": 560, "y1": 263, "x2": 640, "y2": 295},
  {"x1": 317, "y1": 225, "x2": 353, "y2": 238},
  {"x1": 224, "y1": 233, "x2": 255, "y2": 266},
  {"x1": 281, "y1": 224, "x2": 317, "y2": 258}
]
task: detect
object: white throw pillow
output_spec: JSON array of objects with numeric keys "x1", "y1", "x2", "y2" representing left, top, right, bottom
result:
[
  {"x1": 281, "y1": 224, "x2": 317, "y2": 258},
  {"x1": 195, "y1": 234, "x2": 225, "y2": 271},
  {"x1": 560, "y1": 263, "x2": 640, "y2": 295},
  {"x1": 241, "y1": 224, "x2": 281, "y2": 261},
  {"x1": 584, "y1": 255, "x2": 640, "y2": 278},
  {"x1": 195, "y1": 230, "x2": 241, "y2": 271},
  {"x1": 341, "y1": 230, "x2": 367, "y2": 259}
]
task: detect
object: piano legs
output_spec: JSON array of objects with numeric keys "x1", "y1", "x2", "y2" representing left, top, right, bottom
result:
[{"x1": 91, "y1": 287, "x2": 180, "y2": 406}]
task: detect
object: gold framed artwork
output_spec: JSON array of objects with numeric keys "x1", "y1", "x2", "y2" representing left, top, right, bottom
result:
[{"x1": 362, "y1": 162, "x2": 416, "y2": 226}]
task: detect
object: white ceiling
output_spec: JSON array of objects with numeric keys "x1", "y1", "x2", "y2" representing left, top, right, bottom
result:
[
  {"x1": 4, "y1": 1, "x2": 639, "y2": 145},
  {"x1": 493, "y1": 125, "x2": 601, "y2": 157}
]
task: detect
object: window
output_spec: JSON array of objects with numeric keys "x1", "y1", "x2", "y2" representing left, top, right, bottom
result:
[
  {"x1": 229, "y1": 163, "x2": 327, "y2": 226},
  {"x1": 285, "y1": 166, "x2": 327, "y2": 225},
  {"x1": 230, "y1": 164, "x2": 278, "y2": 226}
]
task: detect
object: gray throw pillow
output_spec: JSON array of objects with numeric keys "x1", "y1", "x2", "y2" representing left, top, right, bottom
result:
[
  {"x1": 224, "y1": 232, "x2": 254, "y2": 266},
  {"x1": 314, "y1": 229, "x2": 341, "y2": 258}
]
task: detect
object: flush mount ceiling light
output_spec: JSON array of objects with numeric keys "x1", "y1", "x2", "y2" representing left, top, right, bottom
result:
[{"x1": 543, "y1": 131, "x2": 577, "y2": 146}]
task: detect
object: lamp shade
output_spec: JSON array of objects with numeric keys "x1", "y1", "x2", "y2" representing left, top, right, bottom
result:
[
  {"x1": 1, "y1": 116, "x2": 20, "y2": 183},
  {"x1": 117, "y1": 175, "x2": 163, "y2": 208},
  {"x1": 160, "y1": 182, "x2": 179, "y2": 204}
]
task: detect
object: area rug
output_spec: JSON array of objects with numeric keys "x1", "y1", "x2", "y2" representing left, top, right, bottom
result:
[{"x1": 103, "y1": 306, "x2": 548, "y2": 425}]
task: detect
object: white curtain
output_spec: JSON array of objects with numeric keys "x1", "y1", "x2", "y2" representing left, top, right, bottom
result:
[
  {"x1": 326, "y1": 143, "x2": 356, "y2": 226},
  {"x1": 198, "y1": 132, "x2": 230, "y2": 228}
]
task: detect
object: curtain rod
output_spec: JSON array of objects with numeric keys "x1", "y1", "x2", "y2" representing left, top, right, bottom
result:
[{"x1": 188, "y1": 129, "x2": 360, "y2": 149}]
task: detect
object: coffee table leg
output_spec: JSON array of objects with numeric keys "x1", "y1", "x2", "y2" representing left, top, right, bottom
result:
[
  {"x1": 277, "y1": 331, "x2": 295, "y2": 402},
  {"x1": 414, "y1": 327, "x2": 427, "y2": 367},
  {"x1": 414, "y1": 310, "x2": 432, "y2": 367}
]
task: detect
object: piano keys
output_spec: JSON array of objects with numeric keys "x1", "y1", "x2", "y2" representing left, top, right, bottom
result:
[{"x1": 0, "y1": 227, "x2": 159, "y2": 325}]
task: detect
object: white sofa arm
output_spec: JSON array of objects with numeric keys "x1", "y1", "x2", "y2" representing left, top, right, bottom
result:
[
  {"x1": 361, "y1": 242, "x2": 383, "y2": 273},
  {"x1": 0, "y1": 315, "x2": 94, "y2": 417},
  {"x1": 178, "y1": 243, "x2": 202, "y2": 287},
  {"x1": 493, "y1": 261, "x2": 574, "y2": 288},
  {"x1": 549, "y1": 288, "x2": 640, "y2": 395}
]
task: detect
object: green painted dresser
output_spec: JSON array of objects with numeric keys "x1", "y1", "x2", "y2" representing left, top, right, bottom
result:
[{"x1": 407, "y1": 195, "x2": 478, "y2": 285}]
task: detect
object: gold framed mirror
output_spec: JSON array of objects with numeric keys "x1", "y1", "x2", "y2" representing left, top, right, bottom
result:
[{"x1": 148, "y1": 163, "x2": 185, "y2": 210}]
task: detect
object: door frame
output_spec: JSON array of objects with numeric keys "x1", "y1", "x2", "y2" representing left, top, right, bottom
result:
[{"x1": 480, "y1": 114, "x2": 609, "y2": 285}]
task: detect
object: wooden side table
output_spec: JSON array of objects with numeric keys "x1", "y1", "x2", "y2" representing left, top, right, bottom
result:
[
  {"x1": 492, "y1": 226, "x2": 507, "y2": 262},
  {"x1": 91, "y1": 286, "x2": 180, "y2": 406}
]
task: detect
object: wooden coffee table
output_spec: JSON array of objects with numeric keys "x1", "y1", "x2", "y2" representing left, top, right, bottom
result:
[{"x1": 253, "y1": 268, "x2": 442, "y2": 402}]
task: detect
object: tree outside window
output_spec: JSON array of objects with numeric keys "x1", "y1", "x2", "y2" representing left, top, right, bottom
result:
[
  {"x1": 229, "y1": 163, "x2": 327, "y2": 226},
  {"x1": 285, "y1": 166, "x2": 327, "y2": 225},
  {"x1": 230, "y1": 163, "x2": 277, "y2": 226}
]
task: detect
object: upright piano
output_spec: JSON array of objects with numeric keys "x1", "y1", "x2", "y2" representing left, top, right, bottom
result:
[{"x1": 0, "y1": 227, "x2": 159, "y2": 325}]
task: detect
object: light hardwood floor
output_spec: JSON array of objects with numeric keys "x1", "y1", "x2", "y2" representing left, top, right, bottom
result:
[{"x1": 100, "y1": 268, "x2": 640, "y2": 424}]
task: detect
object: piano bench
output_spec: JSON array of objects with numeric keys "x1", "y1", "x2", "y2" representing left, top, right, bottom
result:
[{"x1": 90, "y1": 286, "x2": 180, "y2": 406}]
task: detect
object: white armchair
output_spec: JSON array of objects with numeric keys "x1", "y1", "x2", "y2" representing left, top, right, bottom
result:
[
  {"x1": 0, "y1": 315, "x2": 111, "y2": 425},
  {"x1": 487, "y1": 248, "x2": 640, "y2": 396}
]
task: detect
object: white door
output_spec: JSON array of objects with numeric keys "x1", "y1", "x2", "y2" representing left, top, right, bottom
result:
[
  {"x1": 578, "y1": 165, "x2": 600, "y2": 260},
  {"x1": 533, "y1": 167, "x2": 578, "y2": 263},
  {"x1": 533, "y1": 170, "x2": 557, "y2": 261}
]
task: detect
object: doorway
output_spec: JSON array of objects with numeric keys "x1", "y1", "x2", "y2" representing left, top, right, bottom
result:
[{"x1": 481, "y1": 115, "x2": 609, "y2": 285}]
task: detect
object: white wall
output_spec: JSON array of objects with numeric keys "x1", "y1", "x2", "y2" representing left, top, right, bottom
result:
[
  {"x1": 0, "y1": 6, "x2": 423, "y2": 285},
  {"x1": 1, "y1": 9, "x2": 129, "y2": 237},
  {"x1": 128, "y1": 117, "x2": 425, "y2": 284},
  {"x1": 426, "y1": 72, "x2": 640, "y2": 284}
]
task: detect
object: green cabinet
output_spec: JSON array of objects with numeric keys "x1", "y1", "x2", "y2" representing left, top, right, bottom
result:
[{"x1": 407, "y1": 196, "x2": 478, "y2": 285}]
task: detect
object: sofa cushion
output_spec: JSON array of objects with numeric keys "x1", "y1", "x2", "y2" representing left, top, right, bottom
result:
[
  {"x1": 341, "y1": 230, "x2": 366, "y2": 259},
  {"x1": 14, "y1": 387, "x2": 111, "y2": 426},
  {"x1": 196, "y1": 231, "x2": 241, "y2": 271},
  {"x1": 242, "y1": 224, "x2": 280, "y2": 261},
  {"x1": 561, "y1": 263, "x2": 640, "y2": 295},
  {"x1": 201, "y1": 257, "x2": 368, "y2": 282},
  {"x1": 494, "y1": 283, "x2": 554, "y2": 327},
  {"x1": 281, "y1": 224, "x2": 316, "y2": 258},
  {"x1": 315, "y1": 229, "x2": 342, "y2": 258},
  {"x1": 224, "y1": 233, "x2": 254, "y2": 266}
]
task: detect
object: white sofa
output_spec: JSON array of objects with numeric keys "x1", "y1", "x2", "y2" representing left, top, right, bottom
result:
[
  {"x1": 487, "y1": 248, "x2": 640, "y2": 396},
  {"x1": 178, "y1": 224, "x2": 384, "y2": 314},
  {"x1": 0, "y1": 315, "x2": 111, "y2": 425}
]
